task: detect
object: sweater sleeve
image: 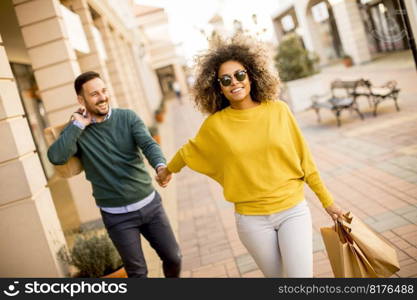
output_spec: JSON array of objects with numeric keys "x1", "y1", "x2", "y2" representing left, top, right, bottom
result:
[
  {"x1": 167, "y1": 117, "x2": 219, "y2": 181},
  {"x1": 129, "y1": 110, "x2": 166, "y2": 169},
  {"x1": 47, "y1": 123, "x2": 83, "y2": 165},
  {"x1": 167, "y1": 150, "x2": 186, "y2": 173},
  {"x1": 282, "y1": 103, "x2": 334, "y2": 208}
]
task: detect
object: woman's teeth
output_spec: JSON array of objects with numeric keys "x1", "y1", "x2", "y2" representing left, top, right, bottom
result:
[{"x1": 231, "y1": 88, "x2": 243, "y2": 94}]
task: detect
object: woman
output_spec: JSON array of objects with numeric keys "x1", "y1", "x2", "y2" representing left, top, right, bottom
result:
[{"x1": 157, "y1": 36, "x2": 344, "y2": 277}]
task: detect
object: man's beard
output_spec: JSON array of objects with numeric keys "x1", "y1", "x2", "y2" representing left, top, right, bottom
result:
[{"x1": 84, "y1": 98, "x2": 109, "y2": 116}]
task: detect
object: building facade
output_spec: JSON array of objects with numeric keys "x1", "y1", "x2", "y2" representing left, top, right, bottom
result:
[
  {"x1": 0, "y1": 0, "x2": 169, "y2": 276},
  {"x1": 272, "y1": 0, "x2": 417, "y2": 66},
  {"x1": 135, "y1": 4, "x2": 189, "y2": 102}
]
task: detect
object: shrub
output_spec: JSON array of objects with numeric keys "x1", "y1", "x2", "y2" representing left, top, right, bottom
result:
[
  {"x1": 58, "y1": 229, "x2": 122, "y2": 278},
  {"x1": 274, "y1": 33, "x2": 319, "y2": 82}
]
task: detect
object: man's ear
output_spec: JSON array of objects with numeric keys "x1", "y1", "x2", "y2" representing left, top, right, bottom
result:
[{"x1": 77, "y1": 94, "x2": 84, "y2": 106}]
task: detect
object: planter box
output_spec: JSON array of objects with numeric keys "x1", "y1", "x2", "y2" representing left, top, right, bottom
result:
[{"x1": 284, "y1": 75, "x2": 329, "y2": 113}]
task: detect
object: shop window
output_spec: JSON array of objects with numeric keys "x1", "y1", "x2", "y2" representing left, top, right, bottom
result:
[{"x1": 10, "y1": 63, "x2": 55, "y2": 179}]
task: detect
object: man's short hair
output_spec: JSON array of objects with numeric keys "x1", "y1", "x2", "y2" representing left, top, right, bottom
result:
[{"x1": 74, "y1": 71, "x2": 101, "y2": 95}]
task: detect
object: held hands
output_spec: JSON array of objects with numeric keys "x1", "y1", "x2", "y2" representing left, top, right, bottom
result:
[
  {"x1": 155, "y1": 166, "x2": 172, "y2": 188},
  {"x1": 72, "y1": 107, "x2": 92, "y2": 127},
  {"x1": 325, "y1": 203, "x2": 344, "y2": 221}
]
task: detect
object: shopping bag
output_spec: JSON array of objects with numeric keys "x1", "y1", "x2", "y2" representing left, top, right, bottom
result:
[
  {"x1": 320, "y1": 220, "x2": 377, "y2": 277},
  {"x1": 44, "y1": 122, "x2": 84, "y2": 178},
  {"x1": 338, "y1": 212, "x2": 400, "y2": 277},
  {"x1": 320, "y1": 212, "x2": 400, "y2": 278}
]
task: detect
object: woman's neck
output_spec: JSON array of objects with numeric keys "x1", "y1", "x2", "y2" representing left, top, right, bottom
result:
[{"x1": 229, "y1": 96, "x2": 259, "y2": 110}]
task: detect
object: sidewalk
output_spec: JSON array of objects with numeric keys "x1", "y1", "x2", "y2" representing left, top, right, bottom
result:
[{"x1": 161, "y1": 91, "x2": 417, "y2": 278}]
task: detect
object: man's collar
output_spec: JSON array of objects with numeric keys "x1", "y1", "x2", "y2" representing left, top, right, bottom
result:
[{"x1": 91, "y1": 107, "x2": 112, "y2": 123}]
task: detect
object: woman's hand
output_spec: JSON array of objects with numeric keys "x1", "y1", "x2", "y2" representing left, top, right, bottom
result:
[{"x1": 325, "y1": 203, "x2": 344, "y2": 221}]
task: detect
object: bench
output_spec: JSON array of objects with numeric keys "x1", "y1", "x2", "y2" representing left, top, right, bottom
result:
[
  {"x1": 311, "y1": 79, "x2": 401, "y2": 126},
  {"x1": 311, "y1": 79, "x2": 367, "y2": 127},
  {"x1": 367, "y1": 80, "x2": 400, "y2": 116}
]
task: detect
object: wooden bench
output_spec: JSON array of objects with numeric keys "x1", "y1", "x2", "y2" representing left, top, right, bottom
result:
[
  {"x1": 368, "y1": 80, "x2": 400, "y2": 116},
  {"x1": 311, "y1": 79, "x2": 367, "y2": 127},
  {"x1": 311, "y1": 79, "x2": 401, "y2": 126}
]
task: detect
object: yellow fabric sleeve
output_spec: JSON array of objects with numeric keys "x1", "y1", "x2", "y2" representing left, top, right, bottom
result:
[
  {"x1": 284, "y1": 104, "x2": 334, "y2": 208},
  {"x1": 167, "y1": 150, "x2": 186, "y2": 173}
]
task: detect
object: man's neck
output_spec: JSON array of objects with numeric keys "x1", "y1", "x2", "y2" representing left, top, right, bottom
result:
[
  {"x1": 90, "y1": 107, "x2": 112, "y2": 123},
  {"x1": 93, "y1": 115, "x2": 106, "y2": 123}
]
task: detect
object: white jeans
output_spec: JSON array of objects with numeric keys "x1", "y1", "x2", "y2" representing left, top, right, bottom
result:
[{"x1": 235, "y1": 200, "x2": 313, "y2": 277}]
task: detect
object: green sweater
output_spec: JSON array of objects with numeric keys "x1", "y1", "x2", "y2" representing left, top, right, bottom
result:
[{"x1": 47, "y1": 108, "x2": 166, "y2": 207}]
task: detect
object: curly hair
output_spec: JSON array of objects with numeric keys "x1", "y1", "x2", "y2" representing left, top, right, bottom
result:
[{"x1": 192, "y1": 35, "x2": 280, "y2": 114}]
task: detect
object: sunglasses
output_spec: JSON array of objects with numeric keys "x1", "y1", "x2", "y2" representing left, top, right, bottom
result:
[{"x1": 217, "y1": 70, "x2": 247, "y2": 87}]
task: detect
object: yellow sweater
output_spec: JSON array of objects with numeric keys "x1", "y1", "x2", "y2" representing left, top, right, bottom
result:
[{"x1": 167, "y1": 100, "x2": 334, "y2": 215}]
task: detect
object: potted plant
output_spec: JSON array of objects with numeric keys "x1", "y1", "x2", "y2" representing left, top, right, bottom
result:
[
  {"x1": 342, "y1": 54, "x2": 353, "y2": 67},
  {"x1": 154, "y1": 108, "x2": 164, "y2": 123},
  {"x1": 155, "y1": 99, "x2": 166, "y2": 123},
  {"x1": 58, "y1": 228, "x2": 126, "y2": 278},
  {"x1": 148, "y1": 125, "x2": 161, "y2": 144}
]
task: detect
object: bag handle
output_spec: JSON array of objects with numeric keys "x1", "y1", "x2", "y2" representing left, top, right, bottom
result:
[{"x1": 335, "y1": 217, "x2": 354, "y2": 244}]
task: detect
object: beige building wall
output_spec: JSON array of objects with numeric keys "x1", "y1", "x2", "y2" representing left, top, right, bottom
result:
[
  {"x1": 12, "y1": 0, "x2": 101, "y2": 227},
  {"x1": 330, "y1": 0, "x2": 371, "y2": 64},
  {"x1": 0, "y1": 30, "x2": 67, "y2": 276},
  {"x1": 111, "y1": 31, "x2": 136, "y2": 110},
  {"x1": 125, "y1": 41, "x2": 153, "y2": 124},
  {"x1": 134, "y1": 44, "x2": 163, "y2": 112},
  {"x1": 272, "y1": 0, "x2": 372, "y2": 65},
  {"x1": 95, "y1": 17, "x2": 131, "y2": 110},
  {"x1": 71, "y1": 0, "x2": 118, "y2": 108},
  {"x1": 136, "y1": 5, "x2": 189, "y2": 106}
]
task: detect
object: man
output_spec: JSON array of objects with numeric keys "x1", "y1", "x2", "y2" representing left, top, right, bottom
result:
[{"x1": 47, "y1": 71, "x2": 181, "y2": 278}]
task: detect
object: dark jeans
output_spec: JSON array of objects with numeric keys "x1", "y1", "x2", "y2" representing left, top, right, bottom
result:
[{"x1": 100, "y1": 191, "x2": 181, "y2": 278}]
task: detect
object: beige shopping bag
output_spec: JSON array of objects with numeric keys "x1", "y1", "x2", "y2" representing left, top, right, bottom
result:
[
  {"x1": 320, "y1": 212, "x2": 400, "y2": 278},
  {"x1": 338, "y1": 212, "x2": 400, "y2": 277},
  {"x1": 321, "y1": 221, "x2": 377, "y2": 277},
  {"x1": 44, "y1": 122, "x2": 84, "y2": 178}
]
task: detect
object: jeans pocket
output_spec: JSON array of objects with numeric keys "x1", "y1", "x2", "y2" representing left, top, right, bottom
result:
[{"x1": 100, "y1": 209, "x2": 119, "y2": 229}]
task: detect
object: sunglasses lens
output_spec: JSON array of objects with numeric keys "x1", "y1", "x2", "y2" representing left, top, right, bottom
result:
[
  {"x1": 220, "y1": 76, "x2": 232, "y2": 86},
  {"x1": 235, "y1": 71, "x2": 246, "y2": 82}
]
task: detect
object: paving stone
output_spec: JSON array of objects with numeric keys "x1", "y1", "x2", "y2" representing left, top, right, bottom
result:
[
  {"x1": 394, "y1": 205, "x2": 417, "y2": 216},
  {"x1": 388, "y1": 156, "x2": 417, "y2": 172},
  {"x1": 369, "y1": 217, "x2": 411, "y2": 233},
  {"x1": 235, "y1": 253, "x2": 258, "y2": 274},
  {"x1": 313, "y1": 231, "x2": 325, "y2": 252},
  {"x1": 403, "y1": 210, "x2": 417, "y2": 224},
  {"x1": 396, "y1": 262, "x2": 417, "y2": 277},
  {"x1": 392, "y1": 224, "x2": 417, "y2": 235},
  {"x1": 241, "y1": 270, "x2": 264, "y2": 278},
  {"x1": 363, "y1": 217, "x2": 377, "y2": 225}
]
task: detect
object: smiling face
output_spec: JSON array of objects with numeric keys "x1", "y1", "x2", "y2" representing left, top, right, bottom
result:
[
  {"x1": 78, "y1": 77, "x2": 110, "y2": 117},
  {"x1": 218, "y1": 60, "x2": 252, "y2": 108}
]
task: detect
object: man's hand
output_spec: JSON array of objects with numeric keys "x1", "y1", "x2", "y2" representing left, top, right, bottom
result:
[
  {"x1": 155, "y1": 166, "x2": 172, "y2": 188},
  {"x1": 325, "y1": 203, "x2": 344, "y2": 221},
  {"x1": 72, "y1": 107, "x2": 92, "y2": 127}
]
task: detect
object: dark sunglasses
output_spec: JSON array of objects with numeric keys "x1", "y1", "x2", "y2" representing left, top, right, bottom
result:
[{"x1": 217, "y1": 70, "x2": 247, "y2": 87}]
